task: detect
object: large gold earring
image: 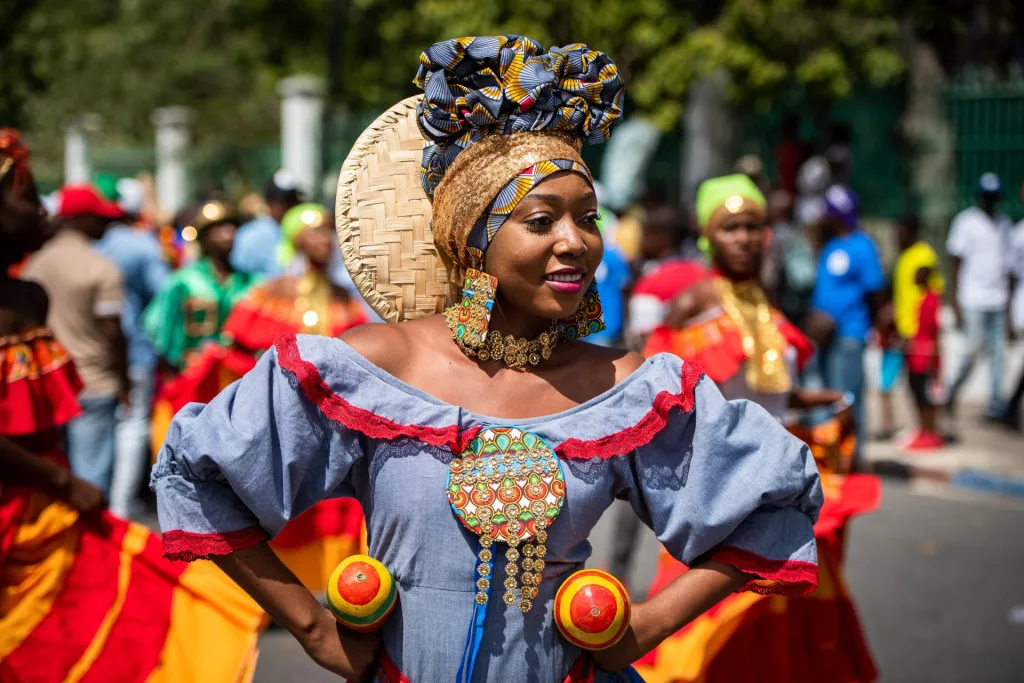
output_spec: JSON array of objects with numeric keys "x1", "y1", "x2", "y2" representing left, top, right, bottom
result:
[
  {"x1": 558, "y1": 281, "x2": 605, "y2": 340},
  {"x1": 445, "y1": 268, "x2": 497, "y2": 350}
]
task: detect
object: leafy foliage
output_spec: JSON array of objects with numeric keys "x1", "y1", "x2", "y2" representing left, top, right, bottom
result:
[{"x1": 2, "y1": 0, "x2": 906, "y2": 149}]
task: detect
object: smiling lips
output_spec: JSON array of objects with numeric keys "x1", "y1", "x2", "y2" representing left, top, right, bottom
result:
[{"x1": 544, "y1": 269, "x2": 585, "y2": 293}]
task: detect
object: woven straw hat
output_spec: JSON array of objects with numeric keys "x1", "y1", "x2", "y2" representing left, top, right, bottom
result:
[{"x1": 335, "y1": 95, "x2": 449, "y2": 323}]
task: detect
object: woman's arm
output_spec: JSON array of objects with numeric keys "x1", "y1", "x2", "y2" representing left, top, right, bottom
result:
[
  {"x1": 592, "y1": 560, "x2": 749, "y2": 671},
  {"x1": 212, "y1": 544, "x2": 380, "y2": 679},
  {"x1": 0, "y1": 435, "x2": 106, "y2": 515},
  {"x1": 789, "y1": 387, "x2": 844, "y2": 410}
]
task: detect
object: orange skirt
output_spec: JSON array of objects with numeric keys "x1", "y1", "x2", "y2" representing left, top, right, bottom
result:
[{"x1": 0, "y1": 456, "x2": 266, "y2": 683}]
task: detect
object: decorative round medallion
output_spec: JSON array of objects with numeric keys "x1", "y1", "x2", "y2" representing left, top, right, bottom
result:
[
  {"x1": 447, "y1": 426, "x2": 565, "y2": 545},
  {"x1": 447, "y1": 426, "x2": 565, "y2": 613}
]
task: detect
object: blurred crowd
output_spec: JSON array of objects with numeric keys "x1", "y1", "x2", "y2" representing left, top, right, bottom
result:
[{"x1": 11, "y1": 119, "x2": 1024, "y2": 522}]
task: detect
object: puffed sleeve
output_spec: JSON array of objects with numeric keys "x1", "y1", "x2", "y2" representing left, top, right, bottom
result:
[
  {"x1": 151, "y1": 341, "x2": 365, "y2": 561},
  {"x1": 618, "y1": 373, "x2": 822, "y2": 595}
]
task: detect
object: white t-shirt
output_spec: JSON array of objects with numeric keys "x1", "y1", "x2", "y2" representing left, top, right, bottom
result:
[
  {"x1": 946, "y1": 206, "x2": 1013, "y2": 310},
  {"x1": 1010, "y1": 220, "x2": 1024, "y2": 332}
]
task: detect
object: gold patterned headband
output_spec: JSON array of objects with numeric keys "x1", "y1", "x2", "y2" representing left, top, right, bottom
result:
[{"x1": 430, "y1": 131, "x2": 586, "y2": 286}]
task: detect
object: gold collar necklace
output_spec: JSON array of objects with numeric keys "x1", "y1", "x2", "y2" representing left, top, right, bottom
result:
[{"x1": 444, "y1": 307, "x2": 558, "y2": 370}]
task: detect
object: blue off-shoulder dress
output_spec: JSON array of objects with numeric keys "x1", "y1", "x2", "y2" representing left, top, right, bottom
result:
[{"x1": 152, "y1": 333, "x2": 822, "y2": 683}]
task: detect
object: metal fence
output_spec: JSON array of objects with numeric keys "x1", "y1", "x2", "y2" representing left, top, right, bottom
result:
[{"x1": 948, "y1": 75, "x2": 1024, "y2": 218}]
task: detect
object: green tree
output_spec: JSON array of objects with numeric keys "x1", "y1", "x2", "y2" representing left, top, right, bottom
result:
[{"x1": 2, "y1": 0, "x2": 907, "y2": 149}]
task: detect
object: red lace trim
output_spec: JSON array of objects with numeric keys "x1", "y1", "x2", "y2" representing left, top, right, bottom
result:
[
  {"x1": 555, "y1": 362, "x2": 704, "y2": 461},
  {"x1": 161, "y1": 526, "x2": 268, "y2": 562},
  {"x1": 273, "y1": 334, "x2": 481, "y2": 453},
  {"x1": 709, "y1": 545, "x2": 818, "y2": 596}
]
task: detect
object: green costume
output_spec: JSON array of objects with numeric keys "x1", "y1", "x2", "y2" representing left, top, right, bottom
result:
[{"x1": 143, "y1": 258, "x2": 255, "y2": 369}]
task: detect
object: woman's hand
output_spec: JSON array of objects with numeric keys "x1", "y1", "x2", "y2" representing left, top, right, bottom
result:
[
  {"x1": 212, "y1": 544, "x2": 382, "y2": 680},
  {"x1": 300, "y1": 607, "x2": 382, "y2": 680},
  {"x1": 589, "y1": 601, "x2": 655, "y2": 673},
  {"x1": 592, "y1": 561, "x2": 750, "y2": 673},
  {"x1": 64, "y1": 476, "x2": 107, "y2": 517}
]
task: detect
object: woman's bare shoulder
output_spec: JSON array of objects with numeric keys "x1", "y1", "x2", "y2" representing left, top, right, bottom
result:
[
  {"x1": 338, "y1": 315, "x2": 447, "y2": 376},
  {"x1": 565, "y1": 341, "x2": 646, "y2": 385}
]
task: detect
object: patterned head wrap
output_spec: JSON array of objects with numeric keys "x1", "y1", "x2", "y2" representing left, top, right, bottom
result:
[
  {"x1": 0, "y1": 129, "x2": 32, "y2": 190},
  {"x1": 414, "y1": 36, "x2": 623, "y2": 272},
  {"x1": 695, "y1": 174, "x2": 768, "y2": 236},
  {"x1": 278, "y1": 202, "x2": 329, "y2": 266}
]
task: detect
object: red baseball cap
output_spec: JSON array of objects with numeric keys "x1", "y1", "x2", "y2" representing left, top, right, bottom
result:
[{"x1": 57, "y1": 184, "x2": 124, "y2": 219}]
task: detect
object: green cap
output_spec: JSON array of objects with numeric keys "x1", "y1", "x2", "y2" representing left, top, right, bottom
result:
[
  {"x1": 278, "y1": 203, "x2": 330, "y2": 267},
  {"x1": 695, "y1": 173, "x2": 766, "y2": 231}
]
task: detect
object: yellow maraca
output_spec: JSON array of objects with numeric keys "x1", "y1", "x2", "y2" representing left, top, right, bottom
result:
[
  {"x1": 326, "y1": 555, "x2": 397, "y2": 632},
  {"x1": 554, "y1": 569, "x2": 631, "y2": 650}
]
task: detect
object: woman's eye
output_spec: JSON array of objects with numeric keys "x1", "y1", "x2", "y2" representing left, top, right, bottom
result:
[
  {"x1": 579, "y1": 212, "x2": 601, "y2": 227},
  {"x1": 524, "y1": 216, "x2": 554, "y2": 231}
]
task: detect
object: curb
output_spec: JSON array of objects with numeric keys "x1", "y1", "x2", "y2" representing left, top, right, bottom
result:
[
  {"x1": 951, "y1": 471, "x2": 1024, "y2": 499},
  {"x1": 868, "y1": 459, "x2": 1024, "y2": 499}
]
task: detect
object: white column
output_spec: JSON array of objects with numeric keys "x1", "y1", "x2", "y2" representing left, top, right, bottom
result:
[
  {"x1": 682, "y1": 71, "x2": 731, "y2": 203},
  {"x1": 151, "y1": 106, "x2": 192, "y2": 217},
  {"x1": 63, "y1": 115, "x2": 100, "y2": 185},
  {"x1": 278, "y1": 75, "x2": 323, "y2": 198}
]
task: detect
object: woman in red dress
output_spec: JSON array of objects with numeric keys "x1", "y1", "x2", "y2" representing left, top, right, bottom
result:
[
  {"x1": 0, "y1": 129, "x2": 265, "y2": 683},
  {"x1": 151, "y1": 202, "x2": 369, "y2": 593},
  {"x1": 635, "y1": 174, "x2": 879, "y2": 683}
]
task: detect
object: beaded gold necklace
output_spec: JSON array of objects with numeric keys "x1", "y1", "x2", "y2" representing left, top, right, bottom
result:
[
  {"x1": 715, "y1": 277, "x2": 791, "y2": 393},
  {"x1": 445, "y1": 308, "x2": 558, "y2": 369}
]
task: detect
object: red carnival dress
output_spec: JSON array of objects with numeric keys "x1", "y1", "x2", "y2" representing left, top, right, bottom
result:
[
  {"x1": 0, "y1": 328, "x2": 265, "y2": 683},
  {"x1": 634, "y1": 277, "x2": 879, "y2": 683}
]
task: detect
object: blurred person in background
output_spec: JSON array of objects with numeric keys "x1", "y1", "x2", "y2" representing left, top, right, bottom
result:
[
  {"x1": 774, "y1": 115, "x2": 805, "y2": 196},
  {"x1": 904, "y1": 266, "x2": 945, "y2": 449},
  {"x1": 150, "y1": 203, "x2": 368, "y2": 595},
  {"x1": 0, "y1": 130, "x2": 273, "y2": 681},
  {"x1": 588, "y1": 215, "x2": 632, "y2": 348},
  {"x1": 637, "y1": 173, "x2": 877, "y2": 683},
  {"x1": 95, "y1": 178, "x2": 169, "y2": 517},
  {"x1": 143, "y1": 200, "x2": 255, "y2": 376},
  {"x1": 807, "y1": 185, "x2": 885, "y2": 462},
  {"x1": 794, "y1": 154, "x2": 831, "y2": 229},
  {"x1": 762, "y1": 188, "x2": 817, "y2": 328},
  {"x1": 997, "y1": 181, "x2": 1024, "y2": 431},
  {"x1": 891, "y1": 215, "x2": 945, "y2": 443},
  {"x1": 230, "y1": 169, "x2": 302, "y2": 276},
  {"x1": 945, "y1": 172, "x2": 1014, "y2": 420},
  {"x1": 22, "y1": 185, "x2": 129, "y2": 494},
  {"x1": 624, "y1": 205, "x2": 707, "y2": 349},
  {"x1": 873, "y1": 297, "x2": 902, "y2": 441},
  {"x1": 824, "y1": 122, "x2": 853, "y2": 186}
]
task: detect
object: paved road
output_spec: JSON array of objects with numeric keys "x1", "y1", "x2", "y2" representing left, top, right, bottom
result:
[{"x1": 253, "y1": 482, "x2": 1024, "y2": 682}]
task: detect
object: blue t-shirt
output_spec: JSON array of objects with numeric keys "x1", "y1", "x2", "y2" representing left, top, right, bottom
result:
[
  {"x1": 589, "y1": 245, "x2": 631, "y2": 344},
  {"x1": 231, "y1": 215, "x2": 282, "y2": 277},
  {"x1": 95, "y1": 225, "x2": 170, "y2": 369},
  {"x1": 811, "y1": 231, "x2": 883, "y2": 342}
]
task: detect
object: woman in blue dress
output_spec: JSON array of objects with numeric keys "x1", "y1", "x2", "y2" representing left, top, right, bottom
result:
[{"x1": 152, "y1": 36, "x2": 822, "y2": 682}]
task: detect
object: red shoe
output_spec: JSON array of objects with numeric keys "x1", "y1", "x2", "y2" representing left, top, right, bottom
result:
[{"x1": 904, "y1": 429, "x2": 945, "y2": 451}]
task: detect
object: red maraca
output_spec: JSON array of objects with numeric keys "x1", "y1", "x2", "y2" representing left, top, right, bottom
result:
[
  {"x1": 554, "y1": 569, "x2": 631, "y2": 650},
  {"x1": 326, "y1": 555, "x2": 397, "y2": 632}
]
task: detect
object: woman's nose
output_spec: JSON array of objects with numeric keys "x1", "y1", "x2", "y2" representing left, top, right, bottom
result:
[{"x1": 553, "y1": 220, "x2": 587, "y2": 256}]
